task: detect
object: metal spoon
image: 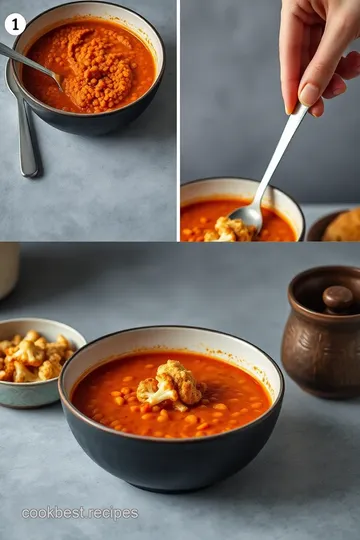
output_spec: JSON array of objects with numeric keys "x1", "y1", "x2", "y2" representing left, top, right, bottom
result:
[
  {"x1": 229, "y1": 102, "x2": 308, "y2": 233},
  {"x1": 0, "y1": 42, "x2": 64, "y2": 91},
  {"x1": 6, "y1": 61, "x2": 39, "y2": 178}
]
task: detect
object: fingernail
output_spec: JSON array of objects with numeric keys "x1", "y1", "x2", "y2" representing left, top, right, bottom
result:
[
  {"x1": 299, "y1": 83, "x2": 320, "y2": 107},
  {"x1": 332, "y1": 85, "x2": 346, "y2": 96}
]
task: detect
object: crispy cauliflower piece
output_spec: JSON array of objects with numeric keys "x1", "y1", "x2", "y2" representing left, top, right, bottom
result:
[
  {"x1": 0, "y1": 340, "x2": 13, "y2": 355},
  {"x1": 13, "y1": 361, "x2": 39, "y2": 383},
  {"x1": 38, "y1": 359, "x2": 62, "y2": 381},
  {"x1": 136, "y1": 374, "x2": 178, "y2": 407},
  {"x1": 57, "y1": 335, "x2": 71, "y2": 348},
  {"x1": 24, "y1": 330, "x2": 40, "y2": 342},
  {"x1": 12, "y1": 334, "x2": 22, "y2": 346},
  {"x1": 0, "y1": 358, "x2": 15, "y2": 381},
  {"x1": 35, "y1": 337, "x2": 47, "y2": 350},
  {"x1": 0, "y1": 331, "x2": 75, "y2": 383},
  {"x1": 204, "y1": 222, "x2": 236, "y2": 242},
  {"x1": 12, "y1": 340, "x2": 45, "y2": 367},
  {"x1": 204, "y1": 216, "x2": 256, "y2": 242},
  {"x1": 157, "y1": 360, "x2": 205, "y2": 406},
  {"x1": 64, "y1": 349, "x2": 74, "y2": 361}
]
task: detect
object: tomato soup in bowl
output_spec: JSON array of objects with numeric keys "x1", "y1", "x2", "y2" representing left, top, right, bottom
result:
[
  {"x1": 59, "y1": 326, "x2": 284, "y2": 493},
  {"x1": 11, "y1": 2, "x2": 165, "y2": 135},
  {"x1": 180, "y1": 177, "x2": 305, "y2": 242}
]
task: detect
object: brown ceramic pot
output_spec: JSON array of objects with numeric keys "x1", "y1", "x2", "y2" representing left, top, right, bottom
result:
[{"x1": 281, "y1": 266, "x2": 360, "y2": 399}]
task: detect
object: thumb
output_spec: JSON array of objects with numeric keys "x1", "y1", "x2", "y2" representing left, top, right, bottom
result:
[{"x1": 298, "y1": 14, "x2": 356, "y2": 107}]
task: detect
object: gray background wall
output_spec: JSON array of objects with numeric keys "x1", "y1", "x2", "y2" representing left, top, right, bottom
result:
[{"x1": 180, "y1": 0, "x2": 360, "y2": 203}]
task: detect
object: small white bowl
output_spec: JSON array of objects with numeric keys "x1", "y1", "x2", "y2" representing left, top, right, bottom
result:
[
  {"x1": 180, "y1": 177, "x2": 306, "y2": 241},
  {"x1": 0, "y1": 318, "x2": 86, "y2": 409}
]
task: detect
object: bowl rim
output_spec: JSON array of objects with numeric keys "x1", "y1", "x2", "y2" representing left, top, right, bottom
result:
[
  {"x1": 180, "y1": 176, "x2": 306, "y2": 242},
  {"x1": 11, "y1": 0, "x2": 166, "y2": 118},
  {"x1": 0, "y1": 317, "x2": 87, "y2": 387},
  {"x1": 59, "y1": 324, "x2": 285, "y2": 444},
  {"x1": 288, "y1": 265, "x2": 360, "y2": 322}
]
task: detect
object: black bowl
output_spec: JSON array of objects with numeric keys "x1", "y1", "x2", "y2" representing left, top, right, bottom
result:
[
  {"x1": 11, "y1": 1, "x2": 165, "y2": 136},
  {"x1": 59, "y1": 325, "x2": 285, "y2": 493}
]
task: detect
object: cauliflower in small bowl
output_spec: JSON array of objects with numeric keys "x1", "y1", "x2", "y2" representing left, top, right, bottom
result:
[{"x1": 0, "y1": 318, "x2": 86, "y2": 409}]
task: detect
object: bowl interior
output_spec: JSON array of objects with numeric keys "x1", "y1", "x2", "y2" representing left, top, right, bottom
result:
[
  {"x1": 61, "y1": 326, "x2": 283, "y2": 410},
  {"x1": 13, "y1": 1, "x2": 164, "y2": 101},
  {"x1": 181, "y1": 178, "x2": 304, "y2": 240},
  {"x1": 290, "y1": 266, "x2": 360, "y2": 315},
  {"x1": 0, "y1": 318, "x2": 86, "y2": 386}
]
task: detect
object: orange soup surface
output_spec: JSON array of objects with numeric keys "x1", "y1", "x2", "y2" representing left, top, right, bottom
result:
[
  {"x1": 22, "y1": 18, "x2": 156, "y2": 114},
  {"x1": 71, "y1": 351, "x2": 272, "y2": 439},
  {"x1": 180, "y1": 199, "x2": 296, "y2": 242}
]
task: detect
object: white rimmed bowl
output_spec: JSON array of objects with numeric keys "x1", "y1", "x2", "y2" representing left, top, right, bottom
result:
[
  {"x1": 11, "y1": 1, "x2": 166, "y2": 135},
  {"x1": 0, "y1": 318, "x2": 86, "y2": 409},
  {"x1": 59, "y1": 325, "x2": 284, "y2": 493},
  {"x1": 180, "y1": 177, "x2": 306, "y2": 241}
]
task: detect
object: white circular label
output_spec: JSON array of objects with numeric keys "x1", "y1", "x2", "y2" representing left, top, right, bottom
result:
[{"x1": 4, "y1": 13, "x2": 26, "y2": 36}]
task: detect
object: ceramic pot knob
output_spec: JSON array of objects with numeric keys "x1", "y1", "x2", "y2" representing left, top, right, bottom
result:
[{"x1": 323, "y1": 286, "x2": 354, "y2": 315}]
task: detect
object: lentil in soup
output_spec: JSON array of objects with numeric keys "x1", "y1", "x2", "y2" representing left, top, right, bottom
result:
[{"x1": 180, "y1": 198, "x2": 296, "y2": 242}]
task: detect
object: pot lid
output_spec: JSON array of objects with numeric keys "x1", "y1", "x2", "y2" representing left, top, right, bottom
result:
[{"x1": 288, "y1": 266, "x2": 360, "y2": 319}]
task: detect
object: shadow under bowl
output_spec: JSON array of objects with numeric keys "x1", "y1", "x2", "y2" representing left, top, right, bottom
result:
[
  {"x1": 306, "y1": 211, "x2": 344, "y2": 242},
  {"x1": 0, "y1": 318, "x2": 86, "y2": 409},
  {"x1": 180, "y1": 177, "x2": 305, "y2": 242},
  {"x1": 59, "y1": 325, "x2": 284, "y2": 493},
  {"x1": 11, "y1": 1, "x2": 165, "y2": 136}
]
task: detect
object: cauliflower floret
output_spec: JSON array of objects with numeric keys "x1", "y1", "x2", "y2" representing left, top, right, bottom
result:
[
  {"x1": 157, "y1": 360, "x2": 205, "y2": 406},
  {"x1": 38, "y1": 359, "x2": 62, "y2": 381},
  {"x1": 204, "y1": 216, "x2": 256, "y2": 242},
  {"x1": 12, "y1": 340, "x2": 45, "y2": 367},
  {"x1": 12, "y1": 335, "x2": 22, "y2": 346},
  {"x1": 0, "y1": 358, "x2": 15, "y2": 381},
  {"x1": 35, "y1": 337, "x2": 47, "y2": 350},
  {"x1": 38, "y1": 352, "x2": 63, "y2": 381},
  {"x1": 0, "y1": 331, "x2": 75, "y2": 383},
  {"x1": 0, "y1": 340, "x2": 13, "y2": 356},
  {"x1": 204, "y1": 222, "x2": 236, "y2": 242},
  {"x1": 24, "y1": 330, "x2": 40, "y2": 342},
  {"x1": 13, "y1": 361, "x2": 39, "y2": 383},
  {"x1": 64, "y1": 349, "x2": 74, "y2": 361},
  {"x1": 136, "y1": 374, "x2": 178, "y2": 407},
  {"x1": 57, "y1": 334, "x2": 70, "y2": 348}
]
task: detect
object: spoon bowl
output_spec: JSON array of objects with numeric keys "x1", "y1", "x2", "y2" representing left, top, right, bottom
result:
[
  {"x1": 229, "y1": 205, "x2": 263, "y2": 232},
  {"x1": 0, "y1": 42, "x2": 64, "y2": 92}
]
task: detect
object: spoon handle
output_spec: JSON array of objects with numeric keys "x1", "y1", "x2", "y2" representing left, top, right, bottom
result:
[
  {"x1": 17, "y1": 99, "x2": 38, "y2": 178},
  {"x1": 252, "y1": 102, "x2": 308, "y2": 207},
  {"x1": 0, "y1": 42, "x2": 54, "y2": 79}
]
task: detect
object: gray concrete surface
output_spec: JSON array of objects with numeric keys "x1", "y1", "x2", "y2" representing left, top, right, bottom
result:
[
  {"x1": 1, "y1": 241, "x2": 360, "y2": 540},
  {"x1": 181, "y1": 0, "x2": 360, "y2": 204},
  {"x1": 0, "y1": 0, "x2": 176, "y2": 241}
]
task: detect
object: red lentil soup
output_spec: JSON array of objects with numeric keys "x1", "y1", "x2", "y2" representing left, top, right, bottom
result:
[
  {"x1": 180, "y1": 198, "x2": 296, "y2": 242},
  {"x1": 22, "y1": 18, "x2": 156, "y2": 114},
  {"x1": 71, "y1": 351, "x2": 272, "y2": 439}
]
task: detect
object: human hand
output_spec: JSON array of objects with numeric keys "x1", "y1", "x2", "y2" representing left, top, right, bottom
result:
[{"x1": 280, "y1": 0, "x2": 360, "y2": 116}]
